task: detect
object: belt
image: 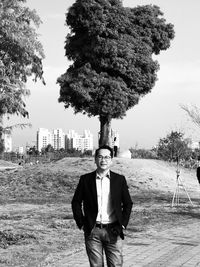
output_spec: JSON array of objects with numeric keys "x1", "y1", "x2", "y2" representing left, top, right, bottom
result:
[{"x1": 95, "y1": 221, "x2": 117, "y2": 229}]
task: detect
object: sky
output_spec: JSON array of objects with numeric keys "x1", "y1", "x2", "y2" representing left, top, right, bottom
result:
[{"x1": 8, "y1": 0, "x2": 200, "y2": 150}]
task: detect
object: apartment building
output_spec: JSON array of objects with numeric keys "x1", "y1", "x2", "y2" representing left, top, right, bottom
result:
[
  {"x1": 37, "y1": 128, "x2": 65, "y2": 151},
  {"x1": 2, "y1": 131, "x2": 12, "y2": 152},
  {"x1": 52, "y1": 128, "x2": 65, "y2": 150},
  {"x1": 65, "y1": 129, "x2": 93, "y2": 151},
  {"x1": 15, "y1": 146, "x2": 24, "y2": 154},
  {"x1": 37, "y1": 128, "x2": 92, "y2": 152},
  {"x1": 36, "y1": 128, "x2": 52, "y2": 151}
]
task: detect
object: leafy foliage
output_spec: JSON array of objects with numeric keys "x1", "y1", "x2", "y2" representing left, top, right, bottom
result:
[
  {"x1": 130, "y1": 147, "x2": 158, "y2": 159},
  {"x1": 156, "y1": 131, "x2": 191, "y2": 162},
  {"x1": 0, "y1": 126, "x2": 4, "y2": 154},
  {"x1": 0, "y1": 230, "x2": 36, "y2": 249},
  {"x1": 0, "y1": 0, "x2": 45, "y2": 118},
  {"x1": 27, "y1": 145, "x2": 39, "y2": 156},
  {"x1": 58, "y1": 0, "x2": 174, "y2": 145},
  {"x1": 45, "y1": 144, "x2": 54, "y2": 153}
]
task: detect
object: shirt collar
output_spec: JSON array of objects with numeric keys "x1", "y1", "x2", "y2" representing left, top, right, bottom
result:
[{"x1": 96, "y1": 170, "x2": 110, "y2": 179}]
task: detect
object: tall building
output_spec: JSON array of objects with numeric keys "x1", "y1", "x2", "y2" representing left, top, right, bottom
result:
[
  {"x1": 52, "y1": 128, "x2": 65, "y2": 150},
  {"x1": 37, "y1": 128, "x2": 66, "y2": 151},
  {"x1": 2, "y1": 130, "x2": 12, "y2": 152},
  {"x1": 65, "y1": 129, "x2": 76, "y2": 150},
  {"x1": 65, "y1": 129, "x2": 93, "y2": 151},
  {"x1": 36, "y1": 128, "x2": 52, "y2": 151},
  {"x1": 15, "y1": 146, "x2": 24, "y2": 154},
  {"x1": 37, "y1": 128, "x2": 94, "y2": 152}
]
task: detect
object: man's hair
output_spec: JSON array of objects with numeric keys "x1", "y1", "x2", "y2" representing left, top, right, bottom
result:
[{"x1": 95, "y1": 145, "x2": 113, "y2": 158}]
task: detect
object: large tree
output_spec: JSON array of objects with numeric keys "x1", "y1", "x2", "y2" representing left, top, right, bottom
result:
[
  {"x1": 0, "y1": 0, "x2": 45, "y2": 150},
  {"x1": 0, "y1": 0, "x2": 44, "y2": 118},
  {"x1": 57, "y1": 0, "x2": 174, "y2": 146}
]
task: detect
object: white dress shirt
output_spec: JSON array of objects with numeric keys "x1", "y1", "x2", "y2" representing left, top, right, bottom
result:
[{"x1": 96, "y1": 171, "x2": 117, "y2": 224}]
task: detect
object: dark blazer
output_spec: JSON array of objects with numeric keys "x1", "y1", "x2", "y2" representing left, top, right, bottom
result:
[
  {"x1": 71, "y1": 170, "x2": 133, "y2": 239},
  {"x1": 197, "y1": 166, "x2": 200, "y2": 184}
]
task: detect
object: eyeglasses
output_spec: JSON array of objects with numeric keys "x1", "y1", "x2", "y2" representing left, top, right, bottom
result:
[{"x1": 97, "y1": 155, "x2": 111, "y2": 160}]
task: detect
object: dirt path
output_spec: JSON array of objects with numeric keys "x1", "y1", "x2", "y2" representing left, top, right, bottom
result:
[{"x1": 50, "y1": 216, "x2": 200, "y2": 267}]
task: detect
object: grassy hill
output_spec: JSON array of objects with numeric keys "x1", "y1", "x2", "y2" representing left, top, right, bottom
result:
[
  {"x1": 0, "y1": 157, "x2": 198, "y2": 203},
  {"x1": 0, "y1": 157, "x2": 199, "y2": 266}
]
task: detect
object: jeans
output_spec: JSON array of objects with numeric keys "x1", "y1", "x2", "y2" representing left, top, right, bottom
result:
[{"x1": 85, "y1": 226, "x2": 123, "y2": 267}]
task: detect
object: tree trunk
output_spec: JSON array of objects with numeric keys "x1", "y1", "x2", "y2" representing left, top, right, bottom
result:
[{"x1": 99, "y1": 116, "x2": 112, "y2": 147}]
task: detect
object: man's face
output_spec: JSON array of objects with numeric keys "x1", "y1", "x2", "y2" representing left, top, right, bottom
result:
[{"x1": 95, "y1": 148, "x2": 112, "y2": 172}]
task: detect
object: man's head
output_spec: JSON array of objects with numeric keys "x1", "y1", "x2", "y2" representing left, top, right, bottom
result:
[{"x1": 95, "y1": 145, "x2": 113, "y2": 172}]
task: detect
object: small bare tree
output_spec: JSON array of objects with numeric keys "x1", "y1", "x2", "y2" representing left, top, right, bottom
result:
[{"x1": 181, "y1": 104, "x2": 200, "y2": 127}]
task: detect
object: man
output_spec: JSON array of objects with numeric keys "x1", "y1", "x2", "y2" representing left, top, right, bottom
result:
[{"x1": 72, "y1": 145, "x2": 133, "y2": 266}]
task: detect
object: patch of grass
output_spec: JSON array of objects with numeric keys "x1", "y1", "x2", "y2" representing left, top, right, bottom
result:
[{"x1": 0, "y1": 230, "x2": 36, "y2": 249}]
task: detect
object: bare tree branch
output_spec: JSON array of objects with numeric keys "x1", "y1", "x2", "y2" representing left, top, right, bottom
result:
[
  {"x1": 180, "y1": 104, "x2": 200, "y2": 127},
  {"x1": 3, "y1": 123, "x2": 32, "y2": 134}
]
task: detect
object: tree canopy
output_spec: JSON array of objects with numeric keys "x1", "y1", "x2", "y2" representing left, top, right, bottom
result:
[
  {"x1": 58, "y1": 0, "x2": 175, "y2": 146},
  {"x1": 157, "y1": 131, "x2": 191, "y2": 162},
  {"x1": 0, "y1": 0, "x2": 45, "y2": 119}
]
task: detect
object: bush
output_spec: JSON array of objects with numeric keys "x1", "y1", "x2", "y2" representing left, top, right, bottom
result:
[{"x1": 129, "y1": 148, "x2": 158, "y2": 159}]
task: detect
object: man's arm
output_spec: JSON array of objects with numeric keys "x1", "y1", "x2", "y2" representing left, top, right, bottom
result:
[
  {"x1": 121, "y1": 176, "x2": 133, "y2": 228},
  {"x1": 71, "y1": 176, "x2": 84, "y2": 229}
]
